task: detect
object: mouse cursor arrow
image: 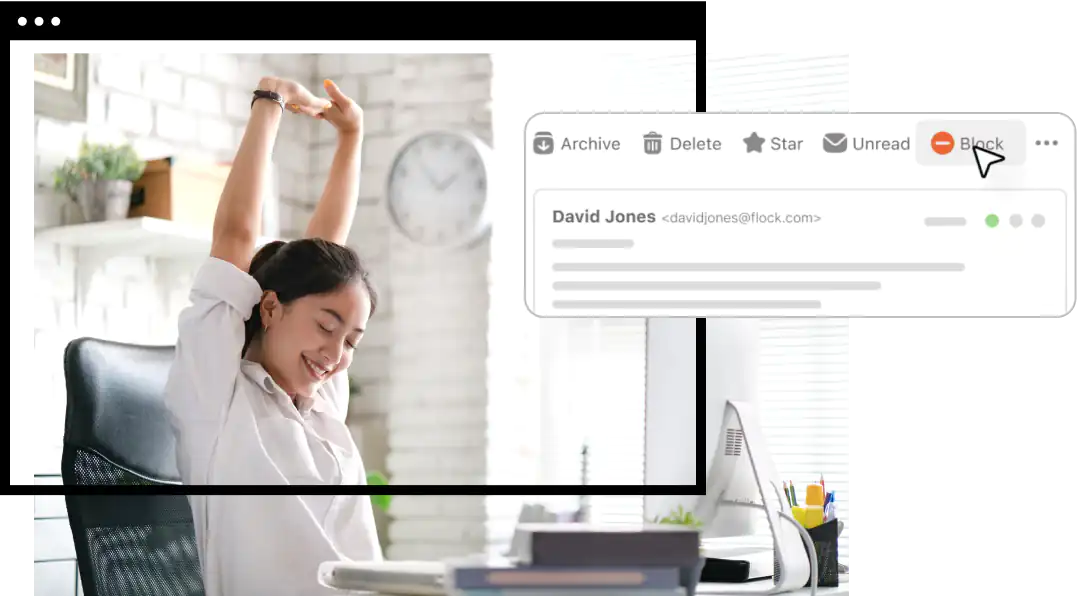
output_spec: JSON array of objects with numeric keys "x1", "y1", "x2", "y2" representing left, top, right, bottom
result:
[{"x1": 972, "y1": 145, "x2": 1005, "y2": 179}]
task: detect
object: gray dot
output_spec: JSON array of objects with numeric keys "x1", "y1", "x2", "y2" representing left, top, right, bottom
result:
[
  {"x1": 1032, "y1": 214, "x2": 1046, "y2": 228},
  {"x1": 1054, "y1": 140, "x2": 1059, "y2": 146},
  {"x1": 1009, "y1": 214, "x2": 1023, "y2": 228},
  {"x1": 1036, "y1": 140, "x2": 1041, "y2": 146},
  {"x1": 17, "y1": 17, "x2": 26, "y2": 26}
]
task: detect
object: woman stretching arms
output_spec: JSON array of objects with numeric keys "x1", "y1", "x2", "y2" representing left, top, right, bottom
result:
[{"x1": 164, "y1": 77, "x2": 381, "y2": 596}]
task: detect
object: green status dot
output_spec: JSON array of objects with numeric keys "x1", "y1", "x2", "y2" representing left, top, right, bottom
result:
[{"x1": 985, "y1": 214, "x2": 999, "y2": 228}]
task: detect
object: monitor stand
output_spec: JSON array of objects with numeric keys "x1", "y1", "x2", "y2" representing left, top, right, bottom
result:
[{"x1": 701, "y1": 535, "x2": 774, "y2": 583}]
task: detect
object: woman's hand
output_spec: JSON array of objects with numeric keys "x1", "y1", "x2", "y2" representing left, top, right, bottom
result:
[
  {"x1": 317, "y1": 79, "x2": 363, "y2": 137},
  {"x1": 257, "y1": 76, "x2": 330, "y2": 118}
]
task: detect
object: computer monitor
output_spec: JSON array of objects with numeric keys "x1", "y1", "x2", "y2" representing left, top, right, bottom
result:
[{"x1": 644, "y1": 318, "x2": 762, "y2": 538}]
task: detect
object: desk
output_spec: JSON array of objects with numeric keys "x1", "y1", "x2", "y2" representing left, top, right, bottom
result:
[
  {"x1": 321, "y1": 566, "x2": 849, "y2": 596},
  {"x1": 697, "y1": 578, "x2": 850, "y2": 596},
  {"x1": 347, "y1": 583, "x2": 850, "y2": 596}
]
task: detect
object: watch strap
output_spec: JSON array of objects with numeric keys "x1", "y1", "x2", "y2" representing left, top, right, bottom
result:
[{"x1": 251, "y1": 89, "x2": 285, "y2": 112}]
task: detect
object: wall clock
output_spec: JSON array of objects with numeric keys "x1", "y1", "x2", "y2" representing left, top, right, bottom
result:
[{"x1": 385, "y1": 130, "x2": 493, "y2": 249}]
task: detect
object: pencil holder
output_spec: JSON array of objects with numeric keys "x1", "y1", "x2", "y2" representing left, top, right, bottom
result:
[
  {"x1": 802, "y1": 518, "x2": 840, "y2": 588},
  {"x1": 774, "y1": 517, "x2": 841, "y2": 589}
]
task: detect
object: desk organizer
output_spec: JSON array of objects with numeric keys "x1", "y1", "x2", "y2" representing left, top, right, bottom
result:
[{"x1": 771, "y1": 517, "x2": 840, "y2": 589}]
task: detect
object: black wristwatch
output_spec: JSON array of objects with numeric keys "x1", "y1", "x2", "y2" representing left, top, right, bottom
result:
[{"x1": 251, "y1": 89, "x2": 285, "y2": 112}]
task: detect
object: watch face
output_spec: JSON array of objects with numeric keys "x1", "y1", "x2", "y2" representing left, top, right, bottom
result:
[{"x1": 387, "y1": 132, "x2": 489, "y2": 247}]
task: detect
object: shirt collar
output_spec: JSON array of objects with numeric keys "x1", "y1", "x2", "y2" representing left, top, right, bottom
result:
[{"x1": 240, "y1": 360, "x2": 330, "y2": 416}]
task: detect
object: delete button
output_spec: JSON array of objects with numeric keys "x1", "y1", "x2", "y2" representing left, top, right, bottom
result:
[{"x1": 915, "y1": 119, "x2": 1027, "y2": 166}]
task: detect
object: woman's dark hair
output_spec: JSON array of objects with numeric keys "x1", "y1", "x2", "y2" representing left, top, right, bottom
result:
[{"x1": 242, "y1": 238, "x2": 377, "y2": 356}]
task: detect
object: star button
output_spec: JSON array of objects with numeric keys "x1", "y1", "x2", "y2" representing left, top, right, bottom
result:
[{"x1": 743, "y1": 132, "x2": 765, "y2": 153}]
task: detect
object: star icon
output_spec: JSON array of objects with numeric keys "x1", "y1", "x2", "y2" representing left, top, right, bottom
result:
[{"x1": 743, "y1": 132, "x2": 765, "y2": 153}]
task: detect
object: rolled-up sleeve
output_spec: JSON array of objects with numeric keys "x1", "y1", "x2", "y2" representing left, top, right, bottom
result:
[{"x1": 165, "y1": 257, "x2": 263, "y2": 483}]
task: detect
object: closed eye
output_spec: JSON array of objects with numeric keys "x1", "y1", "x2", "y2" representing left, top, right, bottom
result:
[
  {"x1": 320, "y1": 322, "x2": 357, "y2": 350},
  {"x1": 345, "y1": 332, "x2": 363, "y2": 350}
]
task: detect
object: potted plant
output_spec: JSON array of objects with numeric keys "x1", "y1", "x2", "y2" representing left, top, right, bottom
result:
[
  {"x1": 53, "y1": 141, "x2": 146, "y2": 223},
  {"x1": 652, "y1": 505, "x2": 706, "y2": 596}
]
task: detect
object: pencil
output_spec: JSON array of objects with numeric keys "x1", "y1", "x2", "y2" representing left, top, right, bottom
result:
[
  {"x1": 790, "y1": 482, "x2": 798, "y2": 507},
  {"x1": 783, "y1": 481, "x2": 792, "y2": 507}
]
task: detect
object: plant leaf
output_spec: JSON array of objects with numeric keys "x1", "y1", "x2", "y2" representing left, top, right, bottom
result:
[
  {"x1": 371, "y1": 494, "x2": 392, "y2": 511},
  {"x1": 53, "y1": 142, "x2": 145, "y2": 185},
  {"x1": 366, "y1": 470, "x2": 392, "y2": 512}
]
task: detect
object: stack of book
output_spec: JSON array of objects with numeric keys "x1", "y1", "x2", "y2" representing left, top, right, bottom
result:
[{"x1": 447, "y1": 523, "x2": 704, "y2": 596}]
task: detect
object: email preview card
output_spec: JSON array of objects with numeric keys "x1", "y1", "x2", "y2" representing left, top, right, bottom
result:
[{"x1": 523, "y1": 113, "x2": 1076, "y2": 318}]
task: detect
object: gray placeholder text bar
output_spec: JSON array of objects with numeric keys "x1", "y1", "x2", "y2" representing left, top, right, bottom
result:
[
  {"x1": 552, "y1": 262, "x2": 965, "y2": 272},
  {"x1": 552, "y1": 239, "x2": 635, "y2": 249},
  {"x1": 552, "y1": 300, "x2": 823, "y2": 310},
  {"x1": 552, "y1": 280, "x2": 882, "y2": 291},
  {"x1": 924, "y1": 217, "x2": 967, "y2": 227}
]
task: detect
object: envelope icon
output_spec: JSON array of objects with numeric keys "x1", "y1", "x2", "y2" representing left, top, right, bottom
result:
[{"x1": 823, "y1": 132, "x2": 848, "y2": 153}]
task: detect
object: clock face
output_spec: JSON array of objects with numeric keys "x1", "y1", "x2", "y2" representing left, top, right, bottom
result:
[{"x1": 386, "y1": 132, "x2": 490, "y2": 248}]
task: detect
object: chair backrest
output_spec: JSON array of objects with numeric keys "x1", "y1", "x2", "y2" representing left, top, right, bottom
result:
[{"x1": 62, "y1": 337, "x2": 205, "y2": 596}]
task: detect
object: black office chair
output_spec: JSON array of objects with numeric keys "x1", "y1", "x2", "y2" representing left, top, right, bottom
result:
[{"x1": 62, "y1": 337, "x2": 205, "y2": 596}]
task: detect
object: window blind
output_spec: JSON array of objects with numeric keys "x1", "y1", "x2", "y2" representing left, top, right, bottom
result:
[
  {"x1": 708, "y1": 54, "x2": 852, "y2": 563},
  {"x1": 517, "y1": 49, "x2": 696, "y2": 524},
  {"x1": 756, "y1": 318, "x2": 851, "y2": 564}
]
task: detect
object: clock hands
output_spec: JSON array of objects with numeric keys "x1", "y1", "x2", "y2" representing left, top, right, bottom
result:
[
  {"x1": 419, "y1": 165, "x2": 461, "y2": 193},
  {"x1": 434, "y1": 172, "x2": 460, "y2": 192},
  {"x1": 420, "y1": 166, "x2": 440, "y2": 188}
]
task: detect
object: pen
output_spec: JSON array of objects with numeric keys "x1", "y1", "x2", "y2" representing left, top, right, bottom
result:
[
  {"x1": 783, "y1": 481, "x2": 792, "y2": 507},
  {"x1": 820, "y1": 474, "x2": 825, "y2": 494},
  {"x1": 790, "y1": 482, "x2": 798, "y2": 507}
]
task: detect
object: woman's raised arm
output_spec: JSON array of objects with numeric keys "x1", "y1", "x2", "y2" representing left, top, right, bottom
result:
[
  {"x1": 212, "y1": 77, "x2": 327, "y2": 271},
  {"x1": 306, "y1": 79, "x2": 364, "y2": 245}
]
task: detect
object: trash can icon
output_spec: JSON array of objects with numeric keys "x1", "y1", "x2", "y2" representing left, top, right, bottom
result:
[
  {"x1": 643, "y1": 132, "x2": 662, "y2": 155},
  {"x1": 533, "y1": 132, "x2": 554, "y2": 155}
]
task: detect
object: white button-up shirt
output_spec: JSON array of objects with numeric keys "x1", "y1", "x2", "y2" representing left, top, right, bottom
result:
[{"x1": 164, "y1": 256, "x2": 382, "y2": 596}]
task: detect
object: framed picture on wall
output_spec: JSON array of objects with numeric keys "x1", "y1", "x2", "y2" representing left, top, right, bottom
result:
[{"x1": 34, "y1": 53, "x2": 89, "y2": 122}]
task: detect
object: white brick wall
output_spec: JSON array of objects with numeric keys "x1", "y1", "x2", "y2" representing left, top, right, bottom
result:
[
  {"x1": 32, "y1": 47, "x2": 312, "y2": 594},
  {"x1": 33, "y1": 53, "x2": 505, "y2": 565}
]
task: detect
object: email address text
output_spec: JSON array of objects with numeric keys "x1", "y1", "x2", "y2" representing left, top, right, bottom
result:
[{"x1": 663, "y1": 211, "x2": 822, "y2": 225}]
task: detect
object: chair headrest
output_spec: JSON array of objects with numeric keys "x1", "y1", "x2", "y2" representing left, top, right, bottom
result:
[{"x1": 63, "y1": 337, "x2": 181, "y2": 483}]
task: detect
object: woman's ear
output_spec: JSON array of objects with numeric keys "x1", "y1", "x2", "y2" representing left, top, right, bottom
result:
[{"x1": 260, "y1": 291, "x2": 281, "y2": 327}]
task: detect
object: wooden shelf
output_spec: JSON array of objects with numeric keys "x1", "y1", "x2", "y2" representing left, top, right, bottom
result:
[{"x1": 34, "y1": 217, "x2": 281, "y2": 260}]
